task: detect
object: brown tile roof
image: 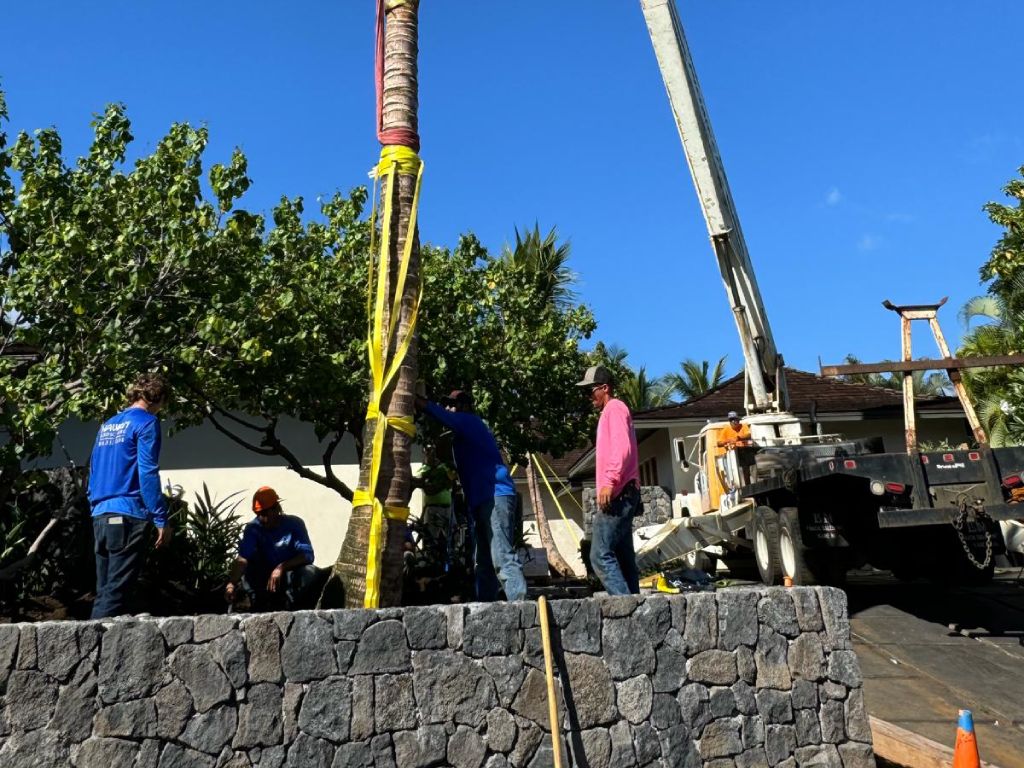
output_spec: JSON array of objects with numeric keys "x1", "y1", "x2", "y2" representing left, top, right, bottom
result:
[{"x1": 634, "y1": 368, "x2": 962, "y2": 421}]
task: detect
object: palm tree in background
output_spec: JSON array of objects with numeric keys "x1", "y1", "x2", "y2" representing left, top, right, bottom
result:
[
  {"x1": 504, "y1": 224, "x2": 577, "y2": 311},
  {"x1": 663, "y1": 356, "x2": 729, "y2": 400},
  {"x1": 505, "y1": 224, "x2": 578, "y2": 577},
  {"x1": 839, "y1": 354, "x2": 950, "y2": 398},
  {"x1": 618, "y1": 366, "x2": 673, "y2": 411},
  {"x1": 958, "y1": 285, "x2": 1024, "y2": 446}
]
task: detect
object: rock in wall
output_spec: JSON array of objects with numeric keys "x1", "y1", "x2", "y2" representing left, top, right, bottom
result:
[{"x1": 0, "y1": 588, "x2": 874, "y2": 767}]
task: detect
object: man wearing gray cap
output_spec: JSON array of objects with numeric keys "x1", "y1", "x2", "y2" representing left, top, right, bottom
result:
[
  {"x1": 721, "y1": 410, "x2": 752, "y2": 450},
  {"x1": 577, "y1": 365, "x2": 641, "y2": 595}
]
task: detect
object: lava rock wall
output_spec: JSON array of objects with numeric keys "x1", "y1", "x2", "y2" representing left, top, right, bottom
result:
[{"x1": 0, "y1": 588, "x2": 874, "y2": 767}]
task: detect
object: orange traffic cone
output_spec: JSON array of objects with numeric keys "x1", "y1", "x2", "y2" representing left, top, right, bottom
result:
[{"x1": 952, "y1": 709, "x2": 981, "y2": 768}]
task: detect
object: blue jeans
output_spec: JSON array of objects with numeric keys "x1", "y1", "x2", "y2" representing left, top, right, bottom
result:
[
  {"x1": 92, "y1": 514, "x2": 149, "y2": 619},
  {"x1": 590, "y1": 485, "x2": 641, "y2": 595},
  {"x1": 474, "y1": 495, "x2": 527, "y2": 601}
]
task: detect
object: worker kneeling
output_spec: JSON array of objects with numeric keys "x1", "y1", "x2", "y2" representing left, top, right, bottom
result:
[{"x1": 225, "y1": 486, "x2": 318, "y2": 611}]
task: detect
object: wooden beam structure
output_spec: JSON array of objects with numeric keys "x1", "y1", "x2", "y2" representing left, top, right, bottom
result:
[
  {"x1": 820, "y1": 354, "x2": 1024, "y2": 377},
  {"x1": 820, "y1": 299, "x2": 1024, "y2": 451},
  {"x1": 870, "y1": 716, "x2": 1002, "y2": 768}
]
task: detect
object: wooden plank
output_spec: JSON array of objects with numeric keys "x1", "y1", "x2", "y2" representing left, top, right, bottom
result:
[
  {"x1": 820, "y1": 354, "x2": 1024, "y2": 376},
  {"x1": 870, "y1": 715, "x2": 1002, "y2": 768}
]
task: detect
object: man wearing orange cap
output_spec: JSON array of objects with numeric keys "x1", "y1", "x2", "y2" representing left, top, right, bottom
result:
[{"x1": 224, "y1": 486, "x2": 317, "y2": 611}]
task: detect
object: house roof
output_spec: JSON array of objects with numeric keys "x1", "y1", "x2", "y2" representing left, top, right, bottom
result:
[
  {"x1": 564, "y1": 367, "x2": 966, "y2": 480},
  {"x1": 633, "y1": 367, "x2": 962, "y2": 422}
]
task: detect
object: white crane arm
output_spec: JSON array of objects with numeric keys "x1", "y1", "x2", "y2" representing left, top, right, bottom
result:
[{"x1": 640, "y1": 0, "x2": 787, "y2": 413}]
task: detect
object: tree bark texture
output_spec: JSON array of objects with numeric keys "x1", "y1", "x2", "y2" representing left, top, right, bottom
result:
[
  {"x1": 326, "y1": 1, "x2": 420, "y2": 609},
  {"x1": 525, "y1": 457, "x2": 576, "y2": 578}
]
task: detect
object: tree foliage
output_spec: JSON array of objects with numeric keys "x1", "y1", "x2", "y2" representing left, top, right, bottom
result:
[
  {"x1": 958, "y1": 166, "x2": 1024, "y2": 445},
  {"x1": 662, "y1": 356, "x2": 729, "y2": 401},
  {"x1": 837, "y1": 354, "x2": 950, "y2": 398},
  {"x1": 0, "y1": 97, "x2": 595, "y2": 501}
]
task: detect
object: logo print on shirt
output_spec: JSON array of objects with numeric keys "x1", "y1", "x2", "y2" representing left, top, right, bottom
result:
[{"x1": 96, "y1": 421, "x2": 132, "y2": 447}]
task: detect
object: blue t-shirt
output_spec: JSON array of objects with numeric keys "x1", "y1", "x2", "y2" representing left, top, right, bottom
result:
[
  {"x1": 238, "y1": 515, "x2": 314, "y2": 570},
  {"x1": 88, "y1": 406, "x2": 168, "y2": 527},
  {"x1": 424, "y1": 402, "x2": 516, "y2": 508}
]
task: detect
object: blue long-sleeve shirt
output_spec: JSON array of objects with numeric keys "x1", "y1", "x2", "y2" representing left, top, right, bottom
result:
[
  {"x1": 88, "y1": 406, "x2": 168, "y2": 527},
  {"x1": 424, "y1": 402, "x2": 516, "y2": 508},
  {"x1": 238, "y1": 515, "x2": 314, "y2": 570}
]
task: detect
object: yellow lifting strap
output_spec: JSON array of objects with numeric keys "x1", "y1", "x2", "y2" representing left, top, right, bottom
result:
[
  {"x1": 528, "y1": 452, "x2": 582, "y2": 551},
  {"x1": 359, "y1": 144, "x2": 424, "y2": 609}
]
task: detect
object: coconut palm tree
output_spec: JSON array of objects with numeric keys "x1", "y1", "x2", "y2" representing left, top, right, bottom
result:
[
  {"x1": 504, "y1": 224, "x2": 577, "y2": 311},
  {"x1": 663, "y1": 356, "x2": 728, "y2": 400},
  {"x1": 959, "y1": 283, "x2": 1024, "y2": 446},
  {"x1": 503, "y1": 225, "x2": 580, "y2": 577},
  {"x1": 619, "y1": 366, "x2": 673, "y2": 411},
  {"x1": 327, "y1": 1, "x2": 422, "y2": 608},
  {"x1": 838, "y1": 354, "x2": 950, "y2": 398}
]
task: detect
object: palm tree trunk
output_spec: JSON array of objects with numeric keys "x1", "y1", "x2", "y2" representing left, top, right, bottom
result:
[
  {"x1": 325, "y1": 0, "x2": 421, "y2": 608},
  {"x1": 526, "y1": 456, "x2": 576, "y2": 578}
]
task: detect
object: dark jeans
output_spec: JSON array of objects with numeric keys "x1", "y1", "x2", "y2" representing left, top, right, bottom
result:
[
  {"x1": 590, "y1": 484, "x2": 641, "y2": 595},
  {"x1": 242, "y1": 563, "x2": 319, "y2": 611},
  {"x1": 473, "y1": 495, "x2": 527, "y2": 601},
  {"x1": 92, "y1": 514, "x2": 149, "y2": 619}
]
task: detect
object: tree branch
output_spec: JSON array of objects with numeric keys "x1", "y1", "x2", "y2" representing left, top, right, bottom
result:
[
  {"x1": 206, "y1": 411, "x2": 277, "y2": 456},
  {"x1": 262, "y1": 421, "x2": 353, "y2": 501},
  {"x1": 181, "y1": 380, "x2": 268, "y2": 433},
  {"x1": 322, "y1": 428, "x2": 345, "y2": 489}
]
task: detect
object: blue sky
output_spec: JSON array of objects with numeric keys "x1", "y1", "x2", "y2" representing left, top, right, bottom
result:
[{"x1": 3, "y1": 1, "x2": 1022, "y2": 381}]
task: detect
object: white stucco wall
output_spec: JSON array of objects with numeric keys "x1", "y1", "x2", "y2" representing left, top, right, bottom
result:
[{"x1": 37, "y1": 416, "x2": 423, "y2": 569}]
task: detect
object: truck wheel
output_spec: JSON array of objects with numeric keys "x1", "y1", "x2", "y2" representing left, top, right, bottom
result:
[
  {"x1": 754, "y1": 506, "x2": 783, "y2": 586},
  {"x1": 778, "y1": 507, "x2": 816, "y2": 585}
]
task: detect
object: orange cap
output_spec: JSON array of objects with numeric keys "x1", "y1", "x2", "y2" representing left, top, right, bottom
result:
[{"x1": 252, "y1": 486, "x2": 281, "y2": 513}]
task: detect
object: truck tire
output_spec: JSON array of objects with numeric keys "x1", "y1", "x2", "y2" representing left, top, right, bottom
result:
[
  {"x1": 778, "y1": 507, "x2": 816, "y2": 585},
  {"x1": 754, "y1": 506, "x2": 783, "y2": 586}
]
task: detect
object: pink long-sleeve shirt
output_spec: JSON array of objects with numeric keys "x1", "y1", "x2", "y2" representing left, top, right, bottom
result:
[{"x1": 596, "y1": 397, "x2": 640, "y2": 498}]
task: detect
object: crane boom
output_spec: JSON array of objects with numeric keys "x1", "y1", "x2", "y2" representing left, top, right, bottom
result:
[{"x1": 640, "y1": 0, "x2": 787, "y2": 413}]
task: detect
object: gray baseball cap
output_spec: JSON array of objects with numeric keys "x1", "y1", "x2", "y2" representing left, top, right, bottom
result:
[
  {"x1": 576, "y1": 365, "x2": 613, "y2": 387},
  {"x1": 727, "y1": 410, "x2": 740, "y2": 420}
]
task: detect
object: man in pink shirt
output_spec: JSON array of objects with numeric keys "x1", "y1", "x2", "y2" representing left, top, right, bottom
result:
[{"x1": 577, "y1": 365, "x2": 641, "y2": 595}]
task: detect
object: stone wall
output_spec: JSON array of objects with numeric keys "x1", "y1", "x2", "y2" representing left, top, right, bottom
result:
[
  {"x1": 0, "y1": 588, "x2": 875, "y2": 768},
  {"x1": 582, "y1": 486, "x2": 673, "y2": 537}
]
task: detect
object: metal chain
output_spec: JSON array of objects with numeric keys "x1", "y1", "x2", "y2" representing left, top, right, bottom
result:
[{"x1": 951, "y1": 498, "x2": 993, "y2": 570}]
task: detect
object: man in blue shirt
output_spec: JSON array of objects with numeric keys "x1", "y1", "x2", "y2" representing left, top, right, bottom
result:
[
  {"x1": 88, "y1": 373, "x2": 173, "y2": 619},
  {"x1": 225, "y1": 486, "x2": 317, "y2": 611},
  {"x1": 416, "y1": 389, "x2": 526, "y2": 601}
]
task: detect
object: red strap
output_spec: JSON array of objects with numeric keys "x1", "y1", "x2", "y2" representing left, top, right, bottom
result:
[{"x1": 376, "y1": 0, "x2": 420, "y2": 150}]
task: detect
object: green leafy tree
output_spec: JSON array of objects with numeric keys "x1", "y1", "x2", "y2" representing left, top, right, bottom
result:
[
  {"x1": 663, "y1": 356, "x2": 729, "y2": 400},
  {"x1": 0, "y1": 100, "x2": 373, "y2": 502},
  {"x1": 0, "y1": 92, "x2": 597, "y2": 602},
  {"x1": 957, "y1": 167, "x2": 1024, "y2": 445}
]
